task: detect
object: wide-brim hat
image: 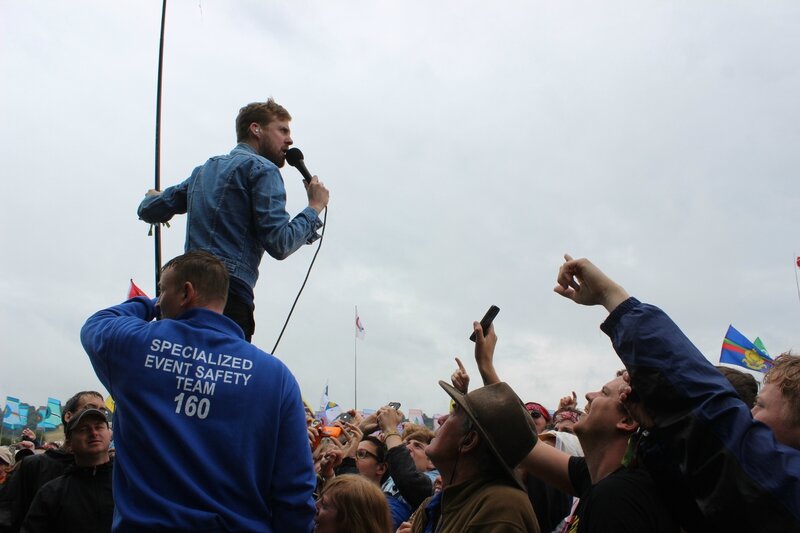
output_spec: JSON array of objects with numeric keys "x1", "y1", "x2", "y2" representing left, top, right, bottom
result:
[{"x1": 439, "y1": 381, "x2": 537, "y2": 489}]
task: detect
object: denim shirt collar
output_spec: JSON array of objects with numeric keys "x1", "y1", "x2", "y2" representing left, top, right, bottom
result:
[{"x1": 232, "y1": 142, "x2": 258, "y2": 157}]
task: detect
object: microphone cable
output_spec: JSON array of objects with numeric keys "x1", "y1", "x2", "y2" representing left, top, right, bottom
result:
[{"x1": 271, "y1": 205, "x2": 327, "y2": 354}]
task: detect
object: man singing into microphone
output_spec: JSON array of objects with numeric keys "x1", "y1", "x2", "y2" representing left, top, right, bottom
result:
[{"x1": 138, "y1": 98, "x2": 330, "y2": 342}]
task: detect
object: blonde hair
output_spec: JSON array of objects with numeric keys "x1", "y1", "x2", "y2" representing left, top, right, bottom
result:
[
  {"x1": 764, "y1": 352, "x2": 800, "y2": 427},
  {"x1": 402, "y1": 424, "x2": 434, "y2": 443},
  {"x1": 320, "y1": 474, "x2": 392, "y2": 533}
]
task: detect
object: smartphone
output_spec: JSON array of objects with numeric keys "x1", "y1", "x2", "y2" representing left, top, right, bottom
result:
[
  {"x1": 320, "y1": 426, "x2": 342, "y2": 438},
  {"x1": 470, "y1": 305, "x2": 500, "y2": 342},
  {"x1": 312, "y1": 425, "x2": 343, "y2": 449},
  {"x1": 388, "y1": 402, "x2": 401, "y2": 410},
  {"x1": 335, "y1": 412, "x2": 354, "y2": 423}
]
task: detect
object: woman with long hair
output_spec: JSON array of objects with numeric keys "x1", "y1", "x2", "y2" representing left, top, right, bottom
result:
[{"x1": 314, "y1": 474, "x2": 392, "y2": 533}]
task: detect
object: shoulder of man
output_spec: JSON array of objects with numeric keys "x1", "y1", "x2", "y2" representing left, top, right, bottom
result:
[
  {"x1": 454, "y1": 482, "x2": 537, "y2": 532},
  {"x1": 580, "y1": 466, "x2": 677, "y2": 531}
]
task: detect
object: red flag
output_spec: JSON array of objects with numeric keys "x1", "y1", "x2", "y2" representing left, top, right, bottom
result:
[
  {"x1": 128, "y1": 279, "x2": 148, "y2": 299},
  {"x1": 796, "y1": 256, "x2": 800, "y2": 268}
]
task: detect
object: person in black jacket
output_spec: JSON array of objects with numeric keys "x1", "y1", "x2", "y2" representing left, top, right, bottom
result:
[
  {"x1": 0, "y1": 391, "x2": 104, "y2": 533},
  {"x1": 376, "y1": 409, "x2": 438, "y2": 513},
  {"x1": 21, "y1": 408, "x2": 113, "y2": 533}
]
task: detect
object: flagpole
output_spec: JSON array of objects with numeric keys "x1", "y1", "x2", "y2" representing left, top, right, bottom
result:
[
  {"x1": 794, "y1": 252, "x2": 800, "y2": 308},
  {"x1": 153, "y1": 0, "x2": 167, "y2": 296},
  {"x1": 354, "y1": 305, "x2": 358, "y2": 410}
]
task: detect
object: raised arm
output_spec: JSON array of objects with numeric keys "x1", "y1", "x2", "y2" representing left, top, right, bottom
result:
[
  {"x1": 377, "y1": 406, "x2": 434, "y2": 509},
  {"x1": 137, "y1": 179, "x2": 190, "y2": 224},
  {"x1": 556, "y1": 253, "x2": 800, "y2": 528},
  {"x1": 251, "y1": 164, "x2": 323, "y2": 260},
  {"x1": 472, "y1": 322, "x2": 500, "y2": 386},
  {"x1": 553, "y1": 254, "x2": 629, "y2": 313}
]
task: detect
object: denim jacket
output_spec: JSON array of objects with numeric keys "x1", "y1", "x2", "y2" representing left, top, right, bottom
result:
[{"x1": 138, "y1": 143, "x2": 321, "y2": 289}]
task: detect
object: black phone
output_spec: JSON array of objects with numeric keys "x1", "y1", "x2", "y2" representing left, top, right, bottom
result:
[
  {"x1": 335, "y1": 412, "x2": 354, "y2": 423},
  {"x1": 470, "y1": 305, "x2": 500, "y2": 342},
  {"x1": 388, "y1": 402, "x2": 401, "y2": 410}
]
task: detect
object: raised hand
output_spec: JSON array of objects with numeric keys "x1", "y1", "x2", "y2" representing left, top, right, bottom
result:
[
  {"x1": 474, "y1": 322, "x2": 501, "y2": 385},
  {"x1": 619, "y1": 370, "x2": 654, "y2": 428},
  {"x1": 554, "y1": 254, "x2": 629, "y2": 312},
  {"x1": 451, "y1": 357, "x2": 470, "y2": 393},
  {"x1": 558, "y1": 391, "x2": 578, "y2": 410}
]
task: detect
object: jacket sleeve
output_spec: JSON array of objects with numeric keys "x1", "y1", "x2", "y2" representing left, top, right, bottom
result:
[
  {"x1": 80, "y1": 297, "x2": 158, "y2": 389},
  {"x1": 137, "y1": 178, "x2": 190, "y2": 223},
  {"x1": 268, "y1": 374, "x2": 316, "y2": 532},
  {"x1": 0, "y1": 462, "x2": 22, "y2": 529},
  {"x1": 249, "y1": 163, "x2": 321, "y2": 260},
  {"x1": 385, "y1": 445, "x2": 433, "y2": 510},
  {"x1": 601, "y1": 297, "x2": 800, "y2": 529},
  {"x1": 19, "y1": 481, "x2": 57, "y2": 533}
]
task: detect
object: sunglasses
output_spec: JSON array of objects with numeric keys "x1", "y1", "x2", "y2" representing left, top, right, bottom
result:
[{"x1": 529, "y1": 411, "x2": 543, "y2": 419}]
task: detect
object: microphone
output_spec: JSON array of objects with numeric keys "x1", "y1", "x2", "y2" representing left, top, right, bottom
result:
[{"x1": 285, "y1": 147, "x2": 313, "y2": 183}]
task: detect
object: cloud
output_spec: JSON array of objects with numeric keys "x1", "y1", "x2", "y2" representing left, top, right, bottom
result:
[{"x1": 2, "y1": 1, "x2": 800, "y2": 416}]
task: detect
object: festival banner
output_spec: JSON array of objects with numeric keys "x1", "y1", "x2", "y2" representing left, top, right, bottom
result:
[
  {"x1": 2, "y1": 396, "x2": 22, "y2": 429},
  {"x1": 37, "y1": 397, "x2": 63, "y2": 430}
]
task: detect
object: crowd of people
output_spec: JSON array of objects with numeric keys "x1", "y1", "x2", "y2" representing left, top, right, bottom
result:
[
  {"x1": 1, "y1": 98, "x2": 798, "y2": 532},
  {"x1": 2, "y1": 254, "x2": 799, "y2": 532}
]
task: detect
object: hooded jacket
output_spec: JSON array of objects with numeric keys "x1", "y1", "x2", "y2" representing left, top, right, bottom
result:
[{"x1": 602, "y1": 297, "x2": 800, "y2": 531}]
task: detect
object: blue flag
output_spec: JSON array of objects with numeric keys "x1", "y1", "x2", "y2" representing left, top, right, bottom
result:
[{"x1": 720, "y1": 325, "x2": 774, "y2": 373}]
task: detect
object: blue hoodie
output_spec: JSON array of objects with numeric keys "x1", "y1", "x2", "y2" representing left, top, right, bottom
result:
[{"x1": 81, "y1": 297, "x2": 315, "y2": 532}]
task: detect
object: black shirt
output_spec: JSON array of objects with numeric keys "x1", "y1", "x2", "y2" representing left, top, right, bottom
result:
[{"x1": 567, "y1": 456, "x2": 678, "y2": 533}]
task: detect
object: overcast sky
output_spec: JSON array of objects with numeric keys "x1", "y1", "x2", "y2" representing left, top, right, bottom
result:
[{"x1": 2, "y1": 1, "x2": 799, "y2": 418}]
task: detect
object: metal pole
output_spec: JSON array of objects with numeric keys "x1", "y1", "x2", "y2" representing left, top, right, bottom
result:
[
  {"x1": 153, "y1": 0, "x2": 167, "y2": 296},
  {"x1": 794, "y1": 253, "x2": 800, "y2": 309},
  {"x1": 354, "y1": 306, "x2": 358, "y2": 410}
]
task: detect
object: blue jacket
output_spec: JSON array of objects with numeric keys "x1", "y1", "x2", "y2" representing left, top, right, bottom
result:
[
  {"x1": 137, "y1": 143, "x2": 321, "y2": 290},
  {"x1": 601, "y1": 297, "x2": 800, "y2": 531},
  {"x1": 80, "y1": 297, "x2": 316, "y2": 532}
]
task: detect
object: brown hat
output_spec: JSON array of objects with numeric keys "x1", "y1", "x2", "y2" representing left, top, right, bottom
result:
[{"x1": 439, "y1": 381, "x2": 537, "y2": 489}]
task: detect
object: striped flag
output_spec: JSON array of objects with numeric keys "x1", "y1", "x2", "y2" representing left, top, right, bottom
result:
[{"x1": 720, "y1": 325, "x2": 774, "y2": 373}]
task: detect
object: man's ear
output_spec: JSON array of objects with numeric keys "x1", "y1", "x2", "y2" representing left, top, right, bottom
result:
[
  {"x1": 616, "y1": 414, "x2": 639, "y2": 434},
  {"x1": 376, "y1": 461, "x2": 388, "y2": 477},
  {"x1": 181, "y1": 281, "x2": 197, "y2": 308},
  {"x1": 249, "y1": 122, "x2": 261, "y2": 139},
  {"x1": 459, "y1": 430, "x2": 480, "y2": 453}
]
